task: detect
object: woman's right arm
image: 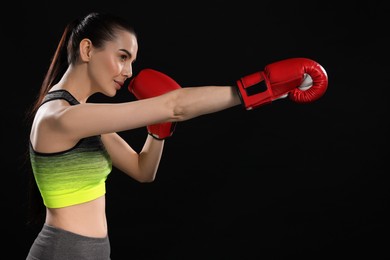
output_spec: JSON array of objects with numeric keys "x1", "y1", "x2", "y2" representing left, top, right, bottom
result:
[{"x1": 49, "y1": 85, "x2": 241, "y2": 141}]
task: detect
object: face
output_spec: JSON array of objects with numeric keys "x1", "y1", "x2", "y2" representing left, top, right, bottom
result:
[{"x1": 87, "y1": 30, "x2": 138, "y2": 97}]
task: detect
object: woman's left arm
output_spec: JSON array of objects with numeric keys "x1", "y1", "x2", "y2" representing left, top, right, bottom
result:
[{"x1": 101, "y1": 133, "x2": 164, "y2": 182}]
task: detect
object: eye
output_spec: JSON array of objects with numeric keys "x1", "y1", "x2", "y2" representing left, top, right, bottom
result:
[{"x1": 120, "y1": 54, "x2": 128, "y2": 62}]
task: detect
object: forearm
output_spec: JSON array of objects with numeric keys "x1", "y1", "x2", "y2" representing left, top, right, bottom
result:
[
  {"x1": 172, "y1": 85, "x2": 241, "y2": 121},
  {"x1": 137, "y1": 134, "x2": 165, "y2": 182},
  {"x1": 131, "y1": 85, "x2": 239, "y2": 180},
  {"x1": 128, "y1": 69, "x2": 242, "y2": 123}
]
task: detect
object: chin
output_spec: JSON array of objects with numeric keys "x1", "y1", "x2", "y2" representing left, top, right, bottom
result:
[{"x1": 105, "y1": 89, "x2": 117, "y2": 97}]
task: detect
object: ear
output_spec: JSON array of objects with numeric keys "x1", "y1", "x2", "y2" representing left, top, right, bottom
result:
[{"x1": 79, "y1": 38, "x2": 93, "y2": 62}]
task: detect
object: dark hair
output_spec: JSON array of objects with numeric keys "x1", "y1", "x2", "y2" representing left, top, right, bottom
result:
[
  {"x1": 28, "y1": 12, "x2": 136, "y2": 120},
  {"x1": 24, "y1": 12, "x2": 136, "y2": 226}
]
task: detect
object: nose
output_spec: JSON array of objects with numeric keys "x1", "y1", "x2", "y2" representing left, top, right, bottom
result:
[{"x1": 122, "y1": 61, "x2": 133, "y2": 79}]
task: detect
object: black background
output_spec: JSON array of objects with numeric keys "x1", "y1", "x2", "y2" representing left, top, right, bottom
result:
[{"x1": 2, "y1": 0, "x2": 389, "y2": 259}]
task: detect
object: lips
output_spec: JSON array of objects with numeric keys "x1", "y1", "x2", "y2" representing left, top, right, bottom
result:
[{"x1": 114, "y1": 80, "x2": 123, "y2": 90}]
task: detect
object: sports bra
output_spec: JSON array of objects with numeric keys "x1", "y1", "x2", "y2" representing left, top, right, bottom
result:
[{"x1": 29, "y1": 90, "x2": 112, "y2": 208}]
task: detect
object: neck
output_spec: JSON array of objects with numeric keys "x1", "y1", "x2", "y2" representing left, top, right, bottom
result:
[{"x1": 50, "y1": 64, "x2": 94, "y2": 104}]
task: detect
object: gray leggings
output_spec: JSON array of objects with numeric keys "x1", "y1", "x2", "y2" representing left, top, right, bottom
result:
[{"x1": 26, "y1": 224, "x2": 111, "y2": 260}]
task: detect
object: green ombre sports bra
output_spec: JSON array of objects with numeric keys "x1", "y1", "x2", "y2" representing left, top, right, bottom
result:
[{"x1": 29, "y1": 90, "x2": 112, "y2": 208}]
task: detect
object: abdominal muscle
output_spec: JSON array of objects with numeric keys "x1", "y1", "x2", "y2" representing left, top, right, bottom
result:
[{"x1": 45, "y1": 195, "x2": 108, "y2": 238}]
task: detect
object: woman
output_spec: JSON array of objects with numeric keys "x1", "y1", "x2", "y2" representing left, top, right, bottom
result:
[{"x1": 25, "y1": 11, "x2": 326, "y2": 260}]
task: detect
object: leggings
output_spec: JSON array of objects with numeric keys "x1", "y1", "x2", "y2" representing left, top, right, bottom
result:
[{"x1": 26, "y1": 224, "x2": 111, "y2": 260}]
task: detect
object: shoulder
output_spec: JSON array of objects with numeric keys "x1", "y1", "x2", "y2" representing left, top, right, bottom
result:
[{"x1": 30, "y1": 100, "x2": 77, "y2": 153}]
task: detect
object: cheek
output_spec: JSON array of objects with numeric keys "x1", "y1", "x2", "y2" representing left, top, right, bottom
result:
[
  {"x1": 109, "y1": 60, "x2": 123, "y2": 74},
  {"x1": 97, "y1": 55, "x2": 122, "y2": 76},
  {"x1": 105, "y1": 57, "x2": 121, "y2": 74}
]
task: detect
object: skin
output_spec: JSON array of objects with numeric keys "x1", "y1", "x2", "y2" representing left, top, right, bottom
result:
[{"x1": 30, "y1": 30, "x2": 241, "y2": 238}]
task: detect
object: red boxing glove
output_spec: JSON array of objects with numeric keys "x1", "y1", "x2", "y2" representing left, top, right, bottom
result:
[
  {"x1": 128, "y1": 69, "x2": 181, "y2": 140},
  {"x1": 236, "y1": 57, "x2": 328, "y2": 110}
]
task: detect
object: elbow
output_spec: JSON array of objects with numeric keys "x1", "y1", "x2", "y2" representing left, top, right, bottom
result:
[
  {"x1": 124, "y1": 169, "x2": 156, "y2": 183},
  {"x1": 138, "y1": 176, "x2": 156, "y2": 183},
  {"x1": 134, "y1": 173, "x2": 156, "y2": 183},
  {"x1": 168, "y1": 89, "x2": 188, "y2": 122}
]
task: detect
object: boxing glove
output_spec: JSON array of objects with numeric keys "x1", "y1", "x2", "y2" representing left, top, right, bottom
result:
[
  {"x1": 128, "y1": 69, "x2": 181, "y2": 140},
  {"x1": 236, "y1": 57, "x2": 328, "y2": 110}
]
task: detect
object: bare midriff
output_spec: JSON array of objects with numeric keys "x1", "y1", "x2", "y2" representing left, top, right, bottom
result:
[{"x1": 45, "y1": 195, "x2": 107, "y2": 238}]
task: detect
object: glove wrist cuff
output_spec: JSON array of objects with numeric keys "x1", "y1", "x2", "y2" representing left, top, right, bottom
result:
[{"x1": 148, "y1": 132, "x2": 167, "y2": 141}]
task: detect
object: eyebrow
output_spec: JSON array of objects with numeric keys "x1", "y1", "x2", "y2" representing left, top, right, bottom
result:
[{"x1": 119, "y1": 49, "x2": 132, "y2": 58}]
